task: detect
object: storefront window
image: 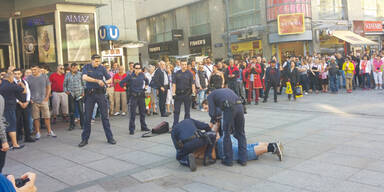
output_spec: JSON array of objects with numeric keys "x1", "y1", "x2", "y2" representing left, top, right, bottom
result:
[
  {"x1": 363, "y1": 0, "x2": 384, "y2": 17},
  {"x1": 266, "y1": 0, "x2": 311, "y2": 22},
  {"x1": 189, "y1": 1, "x2": 210, "y2": 36},
  {"x1": 21, "y1": 13, "x2": 56, "y2": 69},
  {"x1": 319, "y1": 0, "x2": 346, "y2": 20},
  {"x1": 148, "y1": 12, "x2": 176, "y2": 43},
  {"x1": 229, "y1": 0, "x2": 261, "y2": 30}
]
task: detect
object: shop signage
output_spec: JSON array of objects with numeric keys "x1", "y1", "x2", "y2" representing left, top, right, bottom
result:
[
  {"x1": 102, "y1": 48, "x2": 123, "y2": 57},
  {"x1": 99, "y1": 25, "x2": 120, "y2": 41},
  {"x1": 25, "y1": 17, "x2": 45, "y2": 27},
  {"x1": 189, "y1": 34, "x2": 211, "y2": 48},
  {"x1": 231, "y1": 40, "x2": 262, "y2": 54},
  {"x1": 64, "y1": 14, "x2": 91, "y2": 24},
  {"x1": 172, "y1": 29, "x2": 184, "y2": 40},
  {"x1": 277, "y1": 13, "x2": 305, "y2": 35},
  {"x1": 364, "y1": 21, "x2": 383, "y2": 32},
  {"x1": 148, "y1": 41, "x2": 178, "y2": 55}
]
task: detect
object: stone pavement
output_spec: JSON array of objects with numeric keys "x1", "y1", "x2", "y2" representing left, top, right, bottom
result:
[{"x1": 3, "y1": 90, "x2": 384, "y2": 192}]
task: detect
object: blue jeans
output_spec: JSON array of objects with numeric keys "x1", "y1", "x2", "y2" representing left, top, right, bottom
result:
[
  {"x1": 337, "y1": 70, "x2": 346, "y2": 88},
  {"x1": 329, "y1": 75, "x2": 338, "y2": 92},
  {"x1": 197, "y1": 90, "x2": 206, "y2": 110},
  {"x1": 362, "y1": 73, "x2": 370, "y2": 88},
  {"x1": 300, "y1": 74, "x2": 309, "y2": 92},
  {"x1": 217, "y1": 135, "x2": 258, "y2": 161}
]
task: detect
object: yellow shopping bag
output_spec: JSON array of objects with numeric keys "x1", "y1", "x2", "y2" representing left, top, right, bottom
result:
[
  {"x1": 295, "y1": 85, "x2": 303, "y2": 98},
  {"x1": 285, "y1": 82, "x2": 293, "y2": 94}
]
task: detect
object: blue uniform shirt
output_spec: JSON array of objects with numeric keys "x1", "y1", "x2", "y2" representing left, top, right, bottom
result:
[
  {"x1": 207, "y1": 88, "x2": 240, "y2": 124},
  {"x1": 82, "y1": 64, "x2": 111, "y2": 89},
  {"x1": 120, "y1": 72, "x2": 148, "y2": 93},
  {"x1": 171, "y1": 119, "x2": 211, "y2": 160},
  {"x1": 172, "y1": 70, "x2": 194, "y2": 91}
]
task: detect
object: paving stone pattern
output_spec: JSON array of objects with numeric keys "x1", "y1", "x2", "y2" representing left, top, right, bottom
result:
[{"x1": 4, "y1": 90, "x2": 384, "y2": 192}]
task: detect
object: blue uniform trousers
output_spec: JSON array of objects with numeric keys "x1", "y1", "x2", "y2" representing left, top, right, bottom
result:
[
  {"x1": 173, "y1": 95, "x2": 191, "y2": 127},
  {"x1": 222, "y1": 104, "x2": 247, "y2": 163},
  {"x1": 129, "y1": 95, "x2": 148, "y2": 132},
  {"x1": 177, "y1": 134, "x2": 216, "y2": 166},
  {"x1": 82, "y1": 93, "x2": 113, "y2": 141}
]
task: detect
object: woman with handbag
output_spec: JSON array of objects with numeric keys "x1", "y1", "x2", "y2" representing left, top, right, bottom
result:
[
  {"x1": 320, "y1": 58, "x2": 328, "y2": 93},
  {"x1": 286, "y1": 61, "x2": 301, "y2": 101}
]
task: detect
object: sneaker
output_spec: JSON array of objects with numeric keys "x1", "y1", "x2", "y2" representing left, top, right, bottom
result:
[
  {"x1": 304, "y1": 92, "x2": 308, "y2": 95},
  {"x1": 380, "y1": 87, "x2": 383, "y2": 90},
  {"x1": 114, "y1": 112, "x2": 120, "y2": 116},
  {"x1": 188, "y1": 153, "x2": 197, "y2": 172},
  {"x1": 48, "y1": 131, "x2": 57, "y2": 138},
  {"x1": 12, "y1": 144, "x2": 25, "y2": 150},
  {"x1": 121, "y1": 112, "x2": 126, "y2": 116},
  {"x1": 35, "y1": 132, "x2": 41, "y2": 140},
  {"x1": 273, "y1": 141, "x2": 283, "y2": 161},
  {"x1": 375, "y1": 86, "x2": 378, "y2": 90},
  {"x1": 91, "y1": 119, "x2": 95, "y2": 123}
]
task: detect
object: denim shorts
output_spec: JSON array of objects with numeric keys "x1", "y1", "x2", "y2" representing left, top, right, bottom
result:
[{"x1": 217, "y1": 136, "x2": 259, "y2": 161}]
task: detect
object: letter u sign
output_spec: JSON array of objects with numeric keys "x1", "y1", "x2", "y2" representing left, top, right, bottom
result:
[{"x1": 99, "y1": 25, "x2": 120, "y2": 41}]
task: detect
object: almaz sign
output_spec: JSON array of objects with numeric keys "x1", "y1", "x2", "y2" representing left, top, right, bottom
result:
[{"x1": 65, "y1": 15, "x2": 90, "y2": 23}]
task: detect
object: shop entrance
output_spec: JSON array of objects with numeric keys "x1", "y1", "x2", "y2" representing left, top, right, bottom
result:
[{"x1": 278, "y1": 41, "x2": 304, "y2": 62}]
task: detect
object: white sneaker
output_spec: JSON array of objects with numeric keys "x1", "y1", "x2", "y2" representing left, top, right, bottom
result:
[
  {"x1": 375, "y1": 86, "x2": 378, "y2": 90},
  {"x1": 304, "y1": 92, "x2": 308, "y2": 95},
  {"x1": 35, "y1": 132, "x2": 41, "y2": 140},
  {"x1": 48, "y1": 131, "x2": 57, "y2": 138},
  {"x1": 121, "y1": 112, "x2": 126, "y2": 116},
  {"x1": 114, "y1": 112, "x2": 120, "y2": 116},
  {"x1": 380, "y1": 87, "x2": 383, "y2": 90}
]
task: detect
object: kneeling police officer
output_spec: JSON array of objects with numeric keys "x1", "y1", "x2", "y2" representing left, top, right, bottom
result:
[
  {"x1": 202, "y1": 88, "x2": 247, "y2": 166},
  {"x1": 120, "y1": 63, "x2": 150, "y2": 135},
  {"x1": 171, "y1": 118, "x2": 216, "y2": 172}
]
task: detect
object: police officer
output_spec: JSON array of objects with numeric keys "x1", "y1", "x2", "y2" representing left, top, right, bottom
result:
[
  {"x1": 171, "y1": 118, "x2": 216, "y2": 172},
  {"x1": 119, "y1": 63, "x2": 150, "y2": 135},
  {"x1": 202, "y1": 88, "x2": 247, "y2": 166},
  {"x1": 172, "y1": 60, "x2": 196, "y2": 127},
  {"x1": 79, "y1": 54, "x2": 116, "y2": 147}
]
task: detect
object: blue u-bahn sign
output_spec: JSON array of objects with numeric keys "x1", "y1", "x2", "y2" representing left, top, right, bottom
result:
[{"x1": 99, "y1": 25, "x2": 119, "y2": 41}]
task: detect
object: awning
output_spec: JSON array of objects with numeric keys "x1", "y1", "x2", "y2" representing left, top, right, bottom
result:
[{"x1": 331, "y1": 31, "x2": 379, "y2": 46}]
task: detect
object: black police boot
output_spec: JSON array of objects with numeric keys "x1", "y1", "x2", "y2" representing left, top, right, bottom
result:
[
  {"x1": 24, "y1": 137, "x2": 35, "y2": 143},
  {"x1": 129, "y1": 130, "x2": 134, "y2": 135},
  {"x1": 141, "y1": 127, "x2": 150, "y2": 132},
  {"x1": 263, "y1": 99, "x2": 267, "y2": 103},
  {"x1": 203, "y1": 156, "x2": 216, "y2": 166},
  {"x1": 221, "y1": 160, "x2": 233, "y2": 167},
  {"x1": 78, "y1": 140, "x2": 88, "y2": 147},
  {"x1": 237, "y1": 160, "x2": 247, "y2": 166},
  {"x1": 68, "y1": 124, "x2": 75, "y2": 131},
  {"x1": 188, "y1": 153, "x2": 197, "y2": 172},
  {"x1": 107, "y1": 138, "x2": 117, "y2": 145}
]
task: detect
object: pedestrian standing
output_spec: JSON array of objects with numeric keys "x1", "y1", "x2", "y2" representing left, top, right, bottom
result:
[
  {"x1": 343, "y1": 57, "x2": 355, "y2": 93},
  {"x1": 328, "y1": 56, "x2": 339, "y2": 93},
  {"x1": 151, "y1": 61, "x2": 169, "y2": 117},
  {"x1": 372, "y1": 55, "x2": 383, "y2": 89},
  {"x1": 79, "y1": 54, "x2": 116, "y2": 147},
  {"x1": 49, "y1": 65, "x2": 68, "y2": 124},
  {"x1": 113, "y1": 65, "x2": 127, "y2": 116},
  {"x1": 263, "y1": 60, "x2": 280, "y2": 103},
  {"x1": 120, "y1": 63, "x2": 150, "y2": 135},
  {"x1": 63, "y1": 63, "x2": 84, "y2": 130},
  {"x1": 245, "y1": 57, "x2": 262, "y2": 105},
  {"x1": 225, "y1": 59, "x2": 240, "y2": 96},
  {"x1": 0, "y1": 94, "x2": 10, "y2": 173},
  {"x1": 359, "y1": 55, "x2": 371, "y2": 90},
  {"x1": 14, "y1": 69, "x2": 35, "y2": 142},
  {"x1": 172, "y1": 60, "x2": 196, "y2": 127}
]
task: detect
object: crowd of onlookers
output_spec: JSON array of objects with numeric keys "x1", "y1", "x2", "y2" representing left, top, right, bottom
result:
[{"x1": 0, "y1": 50, "x2": 383, "y2": 150}]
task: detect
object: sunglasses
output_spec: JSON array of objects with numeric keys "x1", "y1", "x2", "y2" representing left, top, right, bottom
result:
[{"x1": 135, "y1": 68, "x2": 141, "y2": 69}]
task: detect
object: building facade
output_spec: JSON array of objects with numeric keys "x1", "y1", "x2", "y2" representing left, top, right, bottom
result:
[
  {"x1": 0, "y1": 0, "x2": 139, "y2": 70},
  {"x1": 136, "y1": 0, "x2": 384, "y2": 64}
]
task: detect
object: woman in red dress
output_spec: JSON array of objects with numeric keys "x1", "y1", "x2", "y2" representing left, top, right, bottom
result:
[{"x1": 245, "y1": 57, "x2": 263, "y2": 105}]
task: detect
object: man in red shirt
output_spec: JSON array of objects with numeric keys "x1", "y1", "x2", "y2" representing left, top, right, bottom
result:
[
  {"x1": 49, "y1": 65, "x2": 68, "y2": 123},
  {"x1": 113, "y1": 65, "x2": 127, "y2": 115}
]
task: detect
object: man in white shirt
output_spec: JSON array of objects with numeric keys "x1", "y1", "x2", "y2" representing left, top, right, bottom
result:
[
  {"x1": 14, "y1": 69, "x2": 35, "y2": 143},
  {"x1": 204, "y1": 57, "x2": 214, "y2": 79}
]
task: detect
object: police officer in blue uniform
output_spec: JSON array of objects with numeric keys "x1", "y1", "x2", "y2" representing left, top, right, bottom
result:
[
  {"x1": 119, "y1": 63, "x2": 150, "y2": 135},
  {"x1": 79, "y1": 54, "x2": 116, "y2": 147},
  {"x1": 171, "y1": 118, "x2": 216, "y2": 171},
  {"x1": 202, "y1": 88, "x2": 247, "y2": 166},
  {"x1": 172, "y1": 60, "x2": 196, "y2": 127}
]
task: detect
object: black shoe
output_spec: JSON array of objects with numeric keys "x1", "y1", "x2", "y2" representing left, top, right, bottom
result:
[
  {"x1": 274, "y1": 99, "x2": 277, "y2": 103},
  {"x1": 188, "y1": 153, "x2": 197, "y2": 172},
  {"x1": 255, "y1": 101, "x2": 259, "y2": 105},
  {"x1": 161, "y1": 114, "x2": 169, "y2": 117},
  {"x1": 263, "y1": 100, "x2": 267, "y2": 103},
  {"x1": 203, "y1": 156, "x2": 216, "y2": 166},
  {"x1": 24, "y1": 137, "x2": 35, "y2": 143},
  {"x1": 141, "y1": 128, "x2": 150, "y2": 132},
  {"x1": 129, "y1": 131, "x2": 134, "y2": 135},
  {"x1": 12, "y1": 144, "x2": 25, "y2": 150},
  {"x1": 107, "y1": 138, "x2": 117, "y2": 145},
  {"x1": 153, "y1": 112, "x2": 158, "y2": 115},
  {"x1": 166, "y1": 112, "x2": 172, "y2": 115},
  {"x1": 237, "y1": 160, "x2": 247, "y2": 166},
  {"x1": 78, "y1": 140, "x2": 88, "y2": 147},
  {"x1": 68, "y1": 125, "x2": 75, "y2": 131},
  {"x1": 221, "y1": 161, "x2": 233, "y2": 167}
]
